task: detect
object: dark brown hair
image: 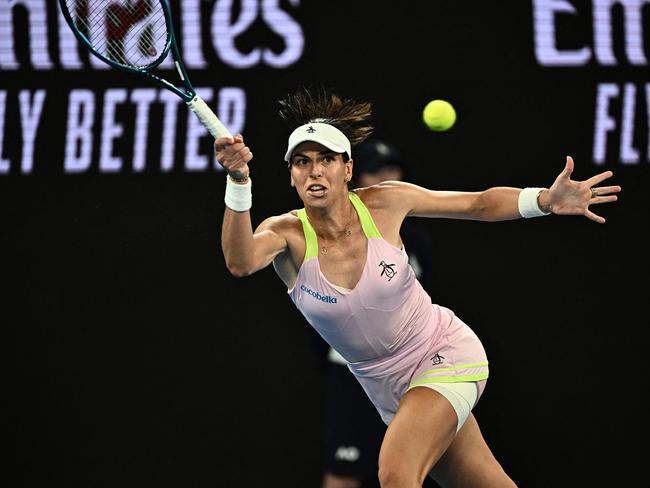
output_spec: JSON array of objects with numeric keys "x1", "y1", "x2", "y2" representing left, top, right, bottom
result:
[{"x1": 278, "y1": 86, "x2": 374, "y2": 147}]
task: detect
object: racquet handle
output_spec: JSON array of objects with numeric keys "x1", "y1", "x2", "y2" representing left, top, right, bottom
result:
[{"x1": 187, "y1": 95, "x2": 232, "y2": 139}]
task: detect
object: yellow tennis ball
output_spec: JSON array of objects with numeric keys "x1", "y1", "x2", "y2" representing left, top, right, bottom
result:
[{"x1": 422, "y1": 99, "x2": 456, "y2": 131}]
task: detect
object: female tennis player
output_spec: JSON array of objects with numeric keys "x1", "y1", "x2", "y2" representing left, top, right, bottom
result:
[{"x1": 216, "y1": 88, "x2": 620, "y2": 488}]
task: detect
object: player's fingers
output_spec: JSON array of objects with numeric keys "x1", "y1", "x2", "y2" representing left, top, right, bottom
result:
[
  {"x1": 219, "y1": 143, "x2": 245, "y2": 163},
  {"x1": 562, "y1": 156, "x2": 574, "y2": 176},
  {"x1": 217, "y1": 145, "x2": 247, "y2": 172},
  {"x1": 229, "y1": 142, "x2": 245, "y2": 153},
  {"x1": 586, "y1": 170, "x2": 614, "y2": 187},
  {"x1": 591, "y1": 195, "x2": 618, "y2": 205},
  {"x1": 234, "y1": 145, "x2": 252, "y2": 159},
  {"x1": 584, "y1": 208, "x2": 605, "y2": 224},
  {"x1": 590, "y1": 185, "x2": 621, "y2": 197},
  {"x1": 214, "y1": 136, "x2": 234, "y2": 152},
  {"x1": 232, "y1": 149, "x2": 253, "y2": 166}
]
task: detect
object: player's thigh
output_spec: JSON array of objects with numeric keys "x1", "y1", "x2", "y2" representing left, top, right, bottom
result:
[
  {"x1": 429, "y1": 413, "x2": 517, "y2": 488},
  {"x1": 378, "y1": 387, "x2": 457, "y2": 481}
]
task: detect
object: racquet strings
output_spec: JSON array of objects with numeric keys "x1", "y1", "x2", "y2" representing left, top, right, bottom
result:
[{"x1": 62, "y1": 0, "x2": 169, "y2": 68}]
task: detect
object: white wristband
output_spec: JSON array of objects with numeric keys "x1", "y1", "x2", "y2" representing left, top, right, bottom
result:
[
  {"x1": 224, "y1": 175, "x2": 252, "y2": 212},
  {"x1": 518, "y1": 187, "x2": 551, "y2": 218}
]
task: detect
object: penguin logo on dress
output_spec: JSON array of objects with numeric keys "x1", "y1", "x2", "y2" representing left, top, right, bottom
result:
[
  {"x1": 378, "y1": 261, "x2": 397, "y2": 281},
  {"x1": 430, "y1": 353, "x2": 445, "y2": 366}
]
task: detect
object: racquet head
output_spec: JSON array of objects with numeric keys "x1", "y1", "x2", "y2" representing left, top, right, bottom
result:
[
  {"x1": 60, "y1": 0, "x2": 172, "y2": 71},
  {"x1": 59, "y1": 0, "x2": 233, "y2": 138}
]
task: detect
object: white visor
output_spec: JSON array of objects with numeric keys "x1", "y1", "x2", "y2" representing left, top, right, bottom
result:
[{"x1": 284, "y1": 122, "x2": 352, "y2": 162}]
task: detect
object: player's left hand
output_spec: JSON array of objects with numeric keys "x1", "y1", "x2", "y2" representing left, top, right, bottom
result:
[{"x1": 541, "y1": 156, "x2": 621, "y2": 224}]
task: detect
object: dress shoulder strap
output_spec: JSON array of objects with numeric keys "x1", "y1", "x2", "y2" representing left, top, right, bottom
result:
[
  {"x1": 348, "y1": 191, "x2": 382, "y2": 239},
  {"x1": 296, "y1": 208, "x2": 319, "y2": 260}
]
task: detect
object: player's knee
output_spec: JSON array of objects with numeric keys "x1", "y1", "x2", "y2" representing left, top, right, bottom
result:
[{"x1": 377, "y1": 458, "x2": 418, "y2": 487}]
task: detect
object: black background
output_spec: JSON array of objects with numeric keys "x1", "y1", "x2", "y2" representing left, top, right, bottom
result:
[{"x1": 4, "y1": 1, "x2": 648, "y2": 487}]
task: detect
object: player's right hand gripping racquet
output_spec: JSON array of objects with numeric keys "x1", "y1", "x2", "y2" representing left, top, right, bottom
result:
[{"x1": 59, "y1": 0, "x2": 232, "y2": 140}]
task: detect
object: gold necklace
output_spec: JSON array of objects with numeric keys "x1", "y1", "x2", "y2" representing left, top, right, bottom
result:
[{"x1": 307, "y1": 208, "x2": 355, "y2": 255}]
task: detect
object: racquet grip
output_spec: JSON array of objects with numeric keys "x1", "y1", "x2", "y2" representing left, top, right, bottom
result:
[{"x1": 187, "y1": 95, "x2": 232, "y2": 139}]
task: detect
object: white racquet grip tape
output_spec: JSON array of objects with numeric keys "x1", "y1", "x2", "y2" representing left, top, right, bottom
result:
[
  {"x1": 224, "y1": 175, "x2": 252, "y2": 212},
  {"x1": 518, "y1": 187, "x2": 551, "y2": 218},
  {"x1": 187, "y1": 95, "x2": 232, "y2": 139}
]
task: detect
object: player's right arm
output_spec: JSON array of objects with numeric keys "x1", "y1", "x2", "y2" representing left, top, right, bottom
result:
[
  {"x1": 221, "y1": 212, "x2": 288, "y2": 277},
  {"x1": 216, "y1": 135, "x2": 289, "y2": 277}
]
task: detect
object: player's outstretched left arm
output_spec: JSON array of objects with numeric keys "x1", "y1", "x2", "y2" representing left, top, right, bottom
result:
[
  {"x1": 537, "y1": 156, "x2": 621, "y2": 224},
  {"x1": 373, "y1": 156, "x2": 621, "y2": 223}
]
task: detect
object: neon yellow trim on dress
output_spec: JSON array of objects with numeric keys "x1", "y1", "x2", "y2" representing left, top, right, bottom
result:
[
  {"x1": 297, "y1": 208, "x2": 319, "y2": 260},
  {"x1": 413, "y1": 361, "x2": 489, "y2": 379},
  {"x1": 296, "y1": 192, "x2": 380, "y2": 261},
  {"x1": 349, "y1": 192, "x2": 382, "y2": 239}
]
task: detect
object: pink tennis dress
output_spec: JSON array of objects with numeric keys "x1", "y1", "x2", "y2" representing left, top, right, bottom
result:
[{"x1": 288, "y1": 192, "x2": 488, "y2": 425}]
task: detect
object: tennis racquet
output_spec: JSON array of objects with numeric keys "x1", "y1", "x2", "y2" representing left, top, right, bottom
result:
[{"x1": 59, "y1": 0, "x2": 232, "y2": 139}]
